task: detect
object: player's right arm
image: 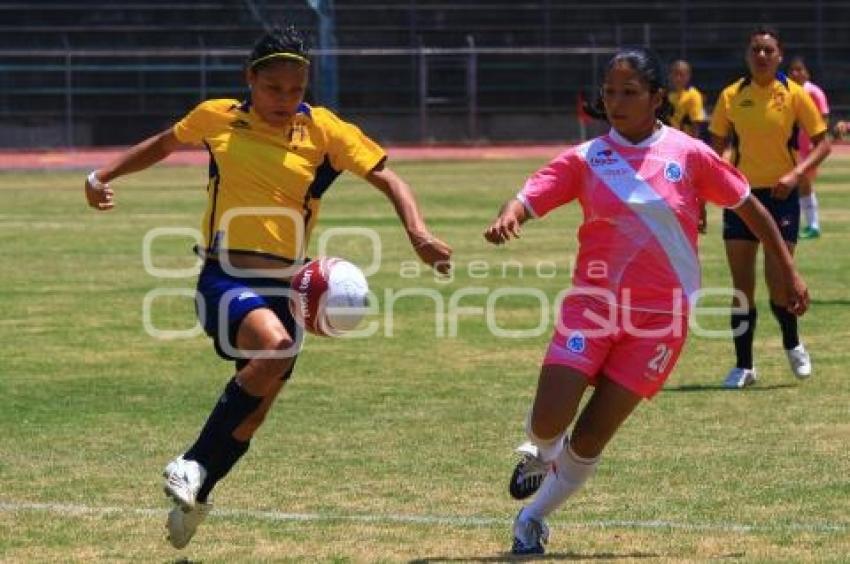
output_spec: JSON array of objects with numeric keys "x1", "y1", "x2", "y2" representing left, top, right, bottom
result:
[
  {"x1": 85, "y1": 127, "x2": 186, "y2": 211},
  {"x1": 484, "y1": 198, "x2": 530, "y2": 244}
]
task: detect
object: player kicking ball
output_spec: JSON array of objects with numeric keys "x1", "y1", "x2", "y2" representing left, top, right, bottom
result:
[
  {"x1": 85, "y1": 25, "x2": 450, "y2": 549},
  {"x1": 484, "y1": 47, "x2": 808, "y2": 555}
]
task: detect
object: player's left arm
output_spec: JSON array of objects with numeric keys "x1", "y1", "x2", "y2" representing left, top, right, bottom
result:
[
  {"x1": 733, "y1": 197, "x2": 809, "y2": 315},
  {"x1": 366, "y1": 163, "x2": 453, "y2": 274}
]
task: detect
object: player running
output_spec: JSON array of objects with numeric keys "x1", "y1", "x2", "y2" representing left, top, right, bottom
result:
[{"x1": 484, "y1": 46, "x2": 808, "y2": 556}]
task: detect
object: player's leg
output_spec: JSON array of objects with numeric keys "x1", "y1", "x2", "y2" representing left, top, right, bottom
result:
[
  {"x1": 764, "y1": 242, "x2": 811, "y2": 378},
  {"x1": 723, "y1": 238, "x2": 760, "y2": 388},
  {"x1": 510, "y1": 365, "x2": 588, "y2": 554},
  {"x1": 171, "y1": 308, "x2": 295, "y2": 503},
  {"x1": 513, "y1": 374, "x2": 641, "y2": 555},
  {"x1": 799, "y1": 173, "x2": 821, "y2": 238},
  {"x1": 165, "y1": 307, "x2": 296, "y2": 549},
  {"x1": 510, "y1": 294, "x2": 614, "y2": 500},
  {"x1": 510, "y1": 365, "x2": 588, "y2": 498}
]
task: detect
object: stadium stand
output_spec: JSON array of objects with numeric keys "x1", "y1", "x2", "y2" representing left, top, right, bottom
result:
[{"x1": 0, "y1": 0, "x2": 848, "y2": 146}]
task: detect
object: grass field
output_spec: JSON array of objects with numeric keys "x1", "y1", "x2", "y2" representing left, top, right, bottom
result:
[{"x1": 1, "y1": 155, "x2": 849, "y2": 562}]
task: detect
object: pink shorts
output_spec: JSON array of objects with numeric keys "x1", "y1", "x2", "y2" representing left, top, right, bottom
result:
[{"x1": 543, "y1": 294, "x2": 689, "y2": 398}]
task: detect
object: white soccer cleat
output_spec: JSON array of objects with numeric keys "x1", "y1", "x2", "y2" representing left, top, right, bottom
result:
[
  {"x1": 511, "y1": 507, "x2": 549, "y2": 555},
  {"x1": 166, "y1": 500, "x2": 212, "y2": 549},
  {"x1": 723, "y1": 367, "x2": 757, "y2": 389},
  {"x1": 163, "y1": 456, "x2": 207, "y2": 511},
  {"x1": 786, "y1": 344, "x2": 812, "y2": 379},
  {"x1": 509, "y1": 442, "x2": 552, "y2": 500}
]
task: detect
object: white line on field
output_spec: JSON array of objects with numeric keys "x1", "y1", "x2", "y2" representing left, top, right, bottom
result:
[{"x1": 0, "y1": 501, "x2": 846, "y2": 534}]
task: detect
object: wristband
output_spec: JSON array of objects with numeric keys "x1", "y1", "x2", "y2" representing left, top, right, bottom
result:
[{"x1": 87, "y1": 171, "x2": 108, "y2": 191}]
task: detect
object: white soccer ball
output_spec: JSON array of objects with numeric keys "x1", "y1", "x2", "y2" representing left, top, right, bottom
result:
[{"x1": 289, "y1": 257, "x2": 369, "y2": 336}]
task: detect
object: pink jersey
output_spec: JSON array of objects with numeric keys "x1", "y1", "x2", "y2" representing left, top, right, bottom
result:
[
  {"x1": 518, "y1": 126, "x2": 750, "y2": 313},
  {"x1": 798, "y1": 81, "x2": 829, "y2": 159}
]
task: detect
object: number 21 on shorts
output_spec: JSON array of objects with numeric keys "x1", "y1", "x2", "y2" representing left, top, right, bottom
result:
[{"x1": 647, "y1": 343, "x2": 674, "y2": 375}]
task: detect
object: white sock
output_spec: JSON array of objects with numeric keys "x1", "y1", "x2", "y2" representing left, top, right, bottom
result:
[
  {"x1": 525, "y1": 413, "x2": 567, "y2": 463},
  {"x1": 524, "y1": 444, "x2": 599, "y2": 520},
  {"x1": 801, "y1": 193, "x2": 819, "y2": 230}
]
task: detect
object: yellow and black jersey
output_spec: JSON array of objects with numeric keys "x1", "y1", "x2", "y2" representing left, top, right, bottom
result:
[
  {"x1": 173, "y1": 99, "x2": 386, "y2": 262},
  {"x1": 708, "y1": 74, "x2": 826, "y2": 187},
  {"x1": 668, "y1": 86, "x2": 706, "y2": 133}
]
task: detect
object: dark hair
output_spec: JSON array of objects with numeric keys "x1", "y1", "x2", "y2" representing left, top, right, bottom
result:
[
  {"x1": 582, "y1": 47, "x2": 672, "y2": 124},
  {"x1": 248, "y1": 25, "x2": 309, "y2": 71},
  {"x1": 788, "y1": 54, "x2": 807, "y2": 68},
  {"x1": 748, "y1": 25, "x2": 783, "y2": 50}
]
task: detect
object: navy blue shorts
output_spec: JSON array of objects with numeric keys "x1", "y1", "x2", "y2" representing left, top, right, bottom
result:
[
  {"x1": 196, "y1": 259, "x2": 302, "y2": 368},
  {"x1": 723, "y1": 187, "x2": 800, "y2": 244}
]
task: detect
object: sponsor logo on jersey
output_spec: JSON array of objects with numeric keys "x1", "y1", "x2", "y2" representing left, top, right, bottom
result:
[
  {"x1": 229, "y1": 119, "x2": 251, "y2": 129},
  {"x1": 589, "y1": 149, "x2": 619, "y2": 167},
  {"x1": 739, "y1": 99, "x2": 755, "y2": 108},
  {"x1": 664, "y1": 161, "x2": 683, "y2": 182}
]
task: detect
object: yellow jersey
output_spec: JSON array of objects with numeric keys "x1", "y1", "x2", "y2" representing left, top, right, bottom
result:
[
  {"x1": 668, "y1": 86, "x2": 706, "y2": 133},
  {"x1": 173, "y1": 99, "x2": 386, "y2": 262},
  {"x1": 708, "y1": 74, "x2": 826, "y2": 187}
]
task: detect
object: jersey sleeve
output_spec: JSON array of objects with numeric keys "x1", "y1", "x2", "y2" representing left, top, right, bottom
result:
[
  {"x1": 172, "y1": 100, "x2": 222, "y2": 146},
  {"x1": 691, "y1": 143, "x2": 750, "y2": 208},
  {"x1": 689, "y1": 89, "x2": 707, "y2": 123},
  {"x1": 708, "y1": 87, "x2": 732, "y2": 139},
  {"x1": 321, "y1": 110, "x2": 387, "y2": 177},
  {"x1": 517, "y1": 150, "x2": 582, "y2": 218},
  {"x1": 808, "y1": 84, "x2": 830, "y2": 116},
  {"x1": 795, "y1": 87, "x2": 828, "y2": 138}
]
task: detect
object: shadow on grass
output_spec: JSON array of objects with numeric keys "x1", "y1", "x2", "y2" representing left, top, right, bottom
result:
[
  {"x1": 410, "y1": 551, "x2": 662, "y2": 562},
  {"x1": 809, "y1": 298, "x2": 850, "y2": 306},
  {"x1": 663, "y1": 383, "x2": 796, "y2": 392}
]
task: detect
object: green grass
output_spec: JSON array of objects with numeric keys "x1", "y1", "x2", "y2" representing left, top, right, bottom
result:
[{"x1": 0, "y1": 156, "x2": 848, "y2": 562}]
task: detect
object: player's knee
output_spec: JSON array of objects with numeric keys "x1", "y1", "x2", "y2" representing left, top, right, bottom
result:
[{"x1": 526, "y1": 408, "x2": 568, "y2": 443}]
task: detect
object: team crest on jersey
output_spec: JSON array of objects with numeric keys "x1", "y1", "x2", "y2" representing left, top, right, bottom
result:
[
  {"x1": 589, "y1": 148, "x2": 619, "y2": 167},
  {"x1": 664, "y1": 161, "x2": 683, "y2": 182},
  {"x1": 770, "y1": 90, "x2": 787, "y2": 111},
  {"x1": 566, "y1": 331, "x2": 586, "y2": 354}
]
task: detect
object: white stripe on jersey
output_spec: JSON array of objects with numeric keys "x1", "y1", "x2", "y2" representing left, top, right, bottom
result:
[{"x1": 576, "y1": 138, "x2": 700, "y2": 304}]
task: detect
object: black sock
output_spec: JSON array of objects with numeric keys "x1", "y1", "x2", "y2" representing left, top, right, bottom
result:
[
  {"x1": 731, "y1": 309, "x2": 757, "y2": 369},
  {"x1": 196, "y1": 435, "x2": 251, "y2": 502},
  {"x1": 184, "y1": 377, "x2": 262, "y2": 470},
  {"x1": 770, "y1": 301, "x2": 800, "y2": 350}
]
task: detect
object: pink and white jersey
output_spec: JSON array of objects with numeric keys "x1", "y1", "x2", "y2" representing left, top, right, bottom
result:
[
  {"x1": 518, "y1": 126, "x2": 750, "y2": 313},
  {"x1": 798, "y1": 81, "x2": 829, "y2": 159}
]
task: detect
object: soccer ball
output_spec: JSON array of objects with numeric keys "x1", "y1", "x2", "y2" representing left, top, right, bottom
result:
[{"x1": 289, "y1": 257, "x2": 369, "y2": 336}]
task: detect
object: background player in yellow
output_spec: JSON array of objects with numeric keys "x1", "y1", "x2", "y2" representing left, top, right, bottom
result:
[
  {"x1": 709, "y1": 26, "x2": 830, "y2": 389},
  {"x1": 84, "y1": 25, "x2": 452, "y2": 549},
  {"x1": 668, "y1": 59, "x2": 709, "y2": 232}
]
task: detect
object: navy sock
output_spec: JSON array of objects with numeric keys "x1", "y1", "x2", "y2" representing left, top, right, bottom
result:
[
  {"x1": 196, "y1": 435, "x2": 251, "y2": 502},
  {"x1": 731, "y1": 309, "x2": 757, "y2": 369},
  {"x1": 770, "y1": 301, "x2": 800, "y2": 350},
  {"x1": 184, "y1": 377, "x2": 262, "y2": 470}
]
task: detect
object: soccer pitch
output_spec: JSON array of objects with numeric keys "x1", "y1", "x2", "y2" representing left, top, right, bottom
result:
[{"x1": 1, "y1": 156, "x2": 848, "y2": 561}]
